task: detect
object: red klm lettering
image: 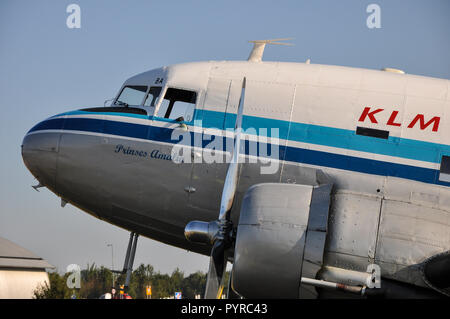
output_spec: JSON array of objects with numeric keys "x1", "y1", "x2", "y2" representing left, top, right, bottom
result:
[
  {"x1": 359, "y1": 107, "x2": 384, "y2": 123},
  {"x1": 407, "y1": 114, "x2": 440, "y2": 132},
  {"x1": 386, "y1": 111, "x2": 401, "y2": 127}
]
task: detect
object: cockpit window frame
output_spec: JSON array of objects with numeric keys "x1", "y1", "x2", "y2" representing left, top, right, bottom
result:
[
  {"x1": 153, "y1": 85, "x2": 199, "y2": 123},
  {"x1": 112, "y1": 82, "x2": 201, "y2": 121},
  {"x1": 114, "y1": 85, "x2": 149, "y2": 107},
  {"x1": 143, "y1": 86, "x2": 163, "y2": 108}
]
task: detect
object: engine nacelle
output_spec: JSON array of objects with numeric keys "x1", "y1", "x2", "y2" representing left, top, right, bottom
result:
[{"x1": 232, "y1": 182, "x2": 332, "y2": 298}]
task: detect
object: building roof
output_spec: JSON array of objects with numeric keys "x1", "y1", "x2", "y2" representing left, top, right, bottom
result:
[{"x1": 0, "y1": 237, "x2": 54, "y2": 270}]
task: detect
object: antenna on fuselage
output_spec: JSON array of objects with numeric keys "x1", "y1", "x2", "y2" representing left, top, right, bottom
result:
[{"x1": 247, "y1": 38, "x2": 294, "y2": 62}]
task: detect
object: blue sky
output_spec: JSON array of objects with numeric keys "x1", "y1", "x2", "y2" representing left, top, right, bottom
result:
[{"x1": 0, "y1": 0, "x2": 449, "y2": 275}]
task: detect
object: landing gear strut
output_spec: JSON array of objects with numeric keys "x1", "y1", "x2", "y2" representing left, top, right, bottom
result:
[{"x1": 122, "y1": 232, "x2": 139, "y2": 290}]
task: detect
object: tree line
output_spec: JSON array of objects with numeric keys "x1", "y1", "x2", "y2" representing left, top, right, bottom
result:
[{"x1": 33, "y1": 263, "x2": 230, "y2": 299}]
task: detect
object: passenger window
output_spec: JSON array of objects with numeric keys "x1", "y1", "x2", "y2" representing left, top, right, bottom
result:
[
  {"x1": 156, "y1": 88, "x2": 197, "y2": 121},
  {"x1": 439, "y1": 155, "x2": 450, "y2": 182},
  {"x1": 144, "y1": 86, "x2": 162, "y2": 107},
  {"x1": 115, "y1": 85, "x2": 148, "y2": 106}
]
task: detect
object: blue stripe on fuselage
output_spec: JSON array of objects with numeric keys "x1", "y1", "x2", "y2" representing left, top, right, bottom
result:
[
  {"x1": 28, "y1": 111, "x2": 449, "y2": 186},
  {"x1": 196, "y1": 109, "x2": 445, "y2": 164},
  {"x1": 48, "y1": 109, "x2": 450, "y2": 164}
]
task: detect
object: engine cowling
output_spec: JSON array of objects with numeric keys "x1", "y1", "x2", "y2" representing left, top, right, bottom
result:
[{"x1": 231, "y1": 182, "x2": 332, "y2": 298}]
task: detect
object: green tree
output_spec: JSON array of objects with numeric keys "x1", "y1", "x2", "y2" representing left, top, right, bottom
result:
[
  {"x1": 34, "y1": 263, "x2": 209, "y2": 299},
  {"x1": 170, "y1": 268, "x2": 184, "y2": 294},
  {"x1": 129, "y1": 263, "x2": 154, "y2": 298},
  {"x1": 150, "y1": 272, "x2": 171, "y2": 299},
  {"x1": 181, "y1": 271, "x2": 206, "y2": 299},
  {"x1": 79, "y1": 263, "x2": 113, "y2": 298},
  {"x1": 33, "y1": 272, "x2": 73, "y2": 299}
]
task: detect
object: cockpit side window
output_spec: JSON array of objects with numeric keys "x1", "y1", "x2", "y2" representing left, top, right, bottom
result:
[
  {"x1": 143, "y1": 86, "x2": 162, "y2": 107},
  {"x1": 115, "y1": 85, "x2": 148, "y2": 106},
  {"x1": 156, "y1": 88, "x2": 197, "y2": 121}
]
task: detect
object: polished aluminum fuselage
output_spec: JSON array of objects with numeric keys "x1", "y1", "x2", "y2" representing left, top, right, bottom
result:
[{"x1": 22, "y1": 61, "x2": 450, "y2": 290}]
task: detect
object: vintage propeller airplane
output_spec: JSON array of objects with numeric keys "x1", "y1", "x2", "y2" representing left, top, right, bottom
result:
[{"x1": 22, "y1": 39, "x2": 450, "y2": 298}]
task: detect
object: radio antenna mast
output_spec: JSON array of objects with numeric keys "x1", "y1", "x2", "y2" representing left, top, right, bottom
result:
[{"x1": 247, "y1": 38, "x2": 293, "y2": 62}]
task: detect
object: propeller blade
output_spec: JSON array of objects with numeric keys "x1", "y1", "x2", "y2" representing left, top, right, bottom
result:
[
  {"x1": 203, "y1": 77, "x2": 246, "y2": 299},
  {"x1": 218, "y1": 77, "x2": 246, "y2": 221},
  {"x1": 204, "y1": 240, "x2": 227, "y2": 299}
]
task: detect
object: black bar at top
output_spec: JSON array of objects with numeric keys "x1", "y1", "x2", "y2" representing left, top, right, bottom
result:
[{"x1": 356, "y1": 126, "x2": 389, "y2": 139}]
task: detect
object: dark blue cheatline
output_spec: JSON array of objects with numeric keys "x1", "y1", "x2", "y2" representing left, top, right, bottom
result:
[{"x1": 27, "y1": 116, "x2": 446, "y2": 187}]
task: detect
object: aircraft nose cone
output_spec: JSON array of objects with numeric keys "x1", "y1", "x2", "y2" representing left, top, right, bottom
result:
[{"x1": 22, "y1": 129, "x2": 60, "y2": 191}]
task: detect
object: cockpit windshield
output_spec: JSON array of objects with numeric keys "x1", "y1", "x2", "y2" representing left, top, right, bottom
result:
[
  {"x1": 143, "y1": 87, "x2": 162, "y2": 107},
  {"x1": 115, "y1": 85, "x2": 148, "y2": 106},
  {"x1": 114, "y1": 85, "x2": 163, "y2": 109}
]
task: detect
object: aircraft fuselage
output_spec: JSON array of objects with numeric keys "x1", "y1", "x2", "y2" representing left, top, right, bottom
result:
[{"x1": 22, "y1": 61, "x2": 450, "y2": 293}]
